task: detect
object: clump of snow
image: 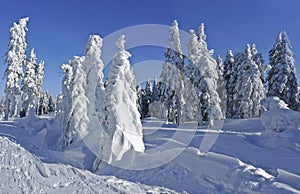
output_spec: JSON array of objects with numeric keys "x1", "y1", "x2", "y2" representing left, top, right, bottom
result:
[
  {"x1": 257, "y1": 96, "x2": 300, "y2": 150},
  {"x1": 260, "y1": 96, "x2": 300, "y2": 132}
]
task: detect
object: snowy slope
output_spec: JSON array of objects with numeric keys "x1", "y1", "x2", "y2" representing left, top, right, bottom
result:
[
  {"x1": 0, "y1": 116, "x2": 300, "y2": 193},
  {"x1": 100, "y1": 118, "x2": 300, "y2": 193},
  {"x1": 0, "y1": 136, "x2": 178, "y2": 194}
]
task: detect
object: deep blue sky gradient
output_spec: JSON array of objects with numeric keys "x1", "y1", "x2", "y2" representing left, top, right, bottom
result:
[{"x1": 0, "y1": 0, "x2": 300, "y2": 95}]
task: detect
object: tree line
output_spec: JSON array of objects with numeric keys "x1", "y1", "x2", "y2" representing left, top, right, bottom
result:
[{"x1": 137, "y1": 21, "x2": 299, "y2": 125}]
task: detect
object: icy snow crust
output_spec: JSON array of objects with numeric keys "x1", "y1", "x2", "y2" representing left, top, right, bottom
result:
[{"x1": 0, "y1": 115, "x2": 300, "y2": 193}]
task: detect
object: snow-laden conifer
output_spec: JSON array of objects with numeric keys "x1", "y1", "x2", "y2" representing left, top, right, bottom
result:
[
  {"x1": 36, "y1": 60, "x2": 45, "y2": 115},
  {"x1": 196, "y1": 23, "x2": 223, "y2": 121},
  {"x1": 267, "y1": 31, "x2": 299, "y2": 110},
  {"x1": 82, "y1": 35, "x2": 106, "y2": 128},
  {"x1": 4, "y1": 17, "x2": 29, "y2": 120},
  {"x1": 21, "y1": 48, "x2": 38, "y2": 116},
  {"x1": 235, "y1": 44, "x2": 265, "y2": 118},
  {"x1": 94, "y1": 35, "x2": 144, "y2": 170},
  {"x1": 160, "y1": 20, "x2": 185, "y2": 124},
  {"x1": 60, "y1": 56, "x2": 89, "y2": 147}
]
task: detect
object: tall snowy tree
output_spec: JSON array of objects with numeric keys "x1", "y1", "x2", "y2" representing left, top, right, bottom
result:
[
  {"x1": 152, "y1": 77, "x2": 160, "y2": 102},
  {"x1": 216, "y1": 55, "x2": 226, "y2": 116},
  {"x1": 4, "y1": 17, "x2": 29, "y2": 120},
  {"x1": 160, "y1": 20, "x2": 185, "y2": 124},
  {"x1": 186, "y1": 29, "x2": 200, "y2": 90},
  {"x1": 60, "y1": 56, "x2": 89, "y2": 147},
  {"x1": 144, "y1": 79, "x2": 153, "y2": 103},
  {"x1": 93, "y1": 35, "x2": 144, "y2": 171},
  {"x1": 196, "y1": 23, "x2": 223, "y2": 122},
  {"x1": 35, "y1": 60, "x2": 45, "y2": 115},
  {"x1": 267, "y1": 31, "x2": 299, "y2": 110},
  {"x1": 82, "y1": 35, "x2": 106, "y2": 129},
  {"x1": 234, "y1": 44, "x2": 265, "y2": 118},
  {"x1": 21, "y1": 48, "x2": 38, "y2": 116},
  {"x1": 57, "y1": 63, "x2": 73, "y2": 141},
  {"x1": 223, "y1": 50, "x2": 237, "y2": 118},
  {"x1": 181, "y1": 75, "x2": 198, "y2": 122},
  {"x1": 251, "y1": 44, "x2": 265, "y2": 84}
]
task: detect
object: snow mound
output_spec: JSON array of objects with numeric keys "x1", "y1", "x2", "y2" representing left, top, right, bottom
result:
[
  {"x1": 0, "y1": 136, "x2": 178, "y2": 194},
  {"x1": 261, "y1": 96, "x2": 300, "y2": 132},
  {"x1": 258, "y1": 97, "x2": 300, "y2": 150}
]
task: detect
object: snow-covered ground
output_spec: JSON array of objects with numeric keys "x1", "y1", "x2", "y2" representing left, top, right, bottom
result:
[{"x1": 0, "y1": 115, "x2": 300, "y2": 193}]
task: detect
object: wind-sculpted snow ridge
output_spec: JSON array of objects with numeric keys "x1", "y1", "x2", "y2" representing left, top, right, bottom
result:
[
  {"x1": 0, "y1": 136, "x2": 178, "y2": 194},
  {"x1": 100, "y1": 147, "x2": 300, "y2": 193}
]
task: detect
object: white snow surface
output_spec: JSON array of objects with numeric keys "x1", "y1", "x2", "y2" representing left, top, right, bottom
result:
[
  {"x1": 0, "y1": 115, "x2": 300, "y2": 193},
  {"x1": 0, "y1": 136, "x2": 177, "y2": 194}
]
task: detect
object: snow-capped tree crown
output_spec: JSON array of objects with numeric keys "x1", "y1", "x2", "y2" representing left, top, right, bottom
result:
[
  {"x1": 187, "y1": 29, "x2": 199, "y2": 64},
  {"x1": 197, "y1": 23, "x2": 208, "y2": 52},
  {"x1": 168, "y1": 20, "x2": 182, "y2": 54}
]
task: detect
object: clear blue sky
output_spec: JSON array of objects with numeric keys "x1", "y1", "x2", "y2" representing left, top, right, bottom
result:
[{"x1": 0, "y1": 0, "x2": 300, "y2": 96}]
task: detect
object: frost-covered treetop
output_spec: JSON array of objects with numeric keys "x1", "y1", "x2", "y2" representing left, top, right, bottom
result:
[
  {"x1": 251, "y1": 44, "x2": 257, "y2": 55},
  {"x1": 86, "y1": 35, "x2": 103, "y2": 57},
  {"x1": 227, "y1": 50, "x2": 233, "y2": 57},
  {"x1": 187, "y1": 29, "x2": 199, "y2": 63},
  {"x1": 10, "y1": 17, "x2": 29, "y2": 37},
  {"x1": 245, "y1": 44, "x2": 252, "y2": 59},
  {"x1": 18, "y1": 17, "x2": 29, "y2": 27},
  {"x1": 277, "y1": 31, "x2": 290, "y2": 44},
  {"x1": 168, "y1": 20, "x2": 182, "y2": 53},
  {"x1": 197, "y1": 23, "x2": 206, "y2": 42},
  {"x1": 116, "y1": 34, "x2": 126, "y2": 51},
  {"x1": 269, "y1": 31, "x2": 295, "y2": 69},
  {"x1": 197, "y1": 23, "x2": 208, "y2": 52},
  {"x1": 115, "y1": 35, "x2": 131, "y2": 59}
]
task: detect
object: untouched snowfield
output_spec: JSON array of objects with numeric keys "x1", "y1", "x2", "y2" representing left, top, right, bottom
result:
[{"x1": 0, "y1": 115, "x2": 300, "y2": 193}]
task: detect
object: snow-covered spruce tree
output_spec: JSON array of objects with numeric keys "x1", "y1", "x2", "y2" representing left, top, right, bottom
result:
[
  {"x1": 223, "y1": 50, "x2": 235, "y2": 118},
  {"x1": 38, "y1": 91, "x2": 55, "y2": 115},
  {"x1": 21, "y1": 48, "x2": 38, "y2": 117},
  {"x1": 4, "y1": 17, "x2": 29, "y2": 120},
  {"x1": 93, "y1": 35, "x2": 144, "y2": 170},
  {"x1": 136, "y1": 85, "x2": 144, "y2": 118},
  {"x1": 234, "y1": 44, "x2": 265, "y2": 118},
  {"x1": 152, "y1": 77, "x2": 160, "y2": 102},
  {"x1": 35, "y1": 60, "x2": 45, "y2": 115},
  {"x1": 47, "y1": 93, "x2": 55, "y2": 113},
  {"x1": 251, "y1": 44, "x2": 265, "y2": 84},
  {"x1": 198, "y1": 86, "x2": 211, "y2": 125},
  {"x1": 160, "y1": 20, "x2": 184, "y2": 125},
  {"x1": 181, "y1": 75, "x2": 198, "y2": 122},
  {"x1": 148, "y1": 79, "x2": 166, "y2": 119},
  {"x1": 183, "y1": 29, "x2": 202, "y2": 122},
  {"x1": 216, "y1": 55, "x2": 226, "y2": 116},
  {"x1": 38, "y1": 91, "x2": 50, "y2": 115},
  {"x1": 196, "y1": 23, "x2": 223, "y2": 122},
  {"x1": 57, "y1": 63, "x2": 73, "y2": 142},
  {"x1": 186, "y1": 29, "x2": 200, "y2": 91},
  {"x1": 60, "y1": 56, "x2": 89, "y2": 147},
  {"x1": 145, "y1": 79, "x2": 153, "y2": 104},
  {"x1": 82, "y1": 35, "x2": 106, "y2": 128},
  {"x1": 138, "y1": 79, "x2": 153, "y2": 118},
  {"x1": 267, "y1": 31, "x2": 299, "y2": 110}
]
